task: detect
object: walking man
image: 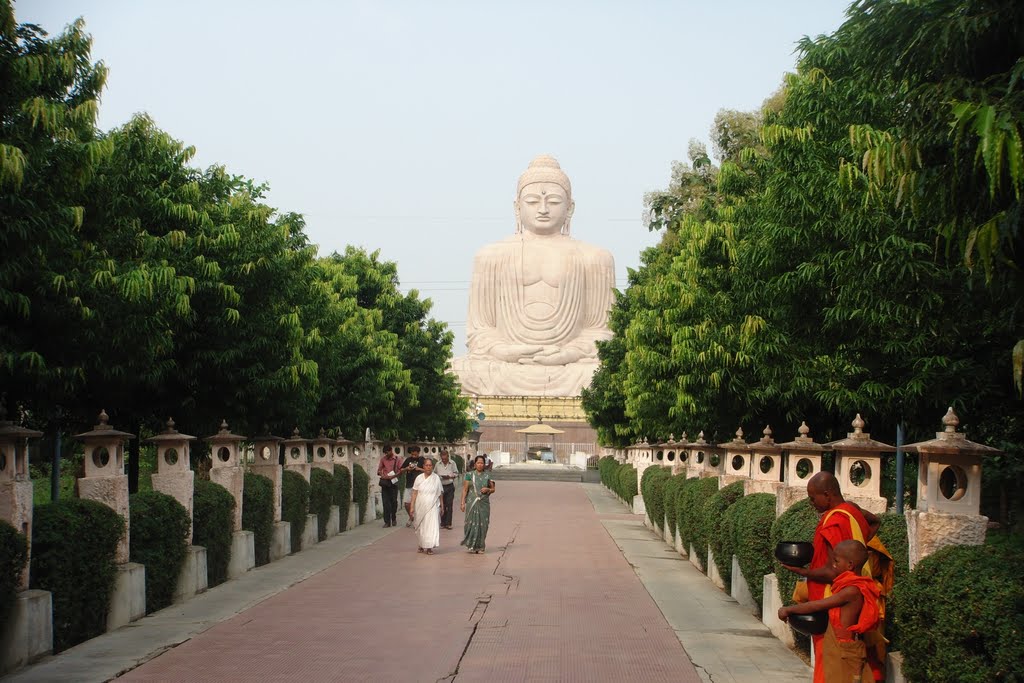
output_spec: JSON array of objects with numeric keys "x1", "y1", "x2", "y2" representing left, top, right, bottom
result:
[
  {"x1": 376, "y1": 444, "x2": 402, "y2": 528},
  {"x1": 401, "y1": 445, "x2": 426, "y2": 527},
  {"x1": 435, "y1": 449, "x2": 459, "y2": 529}
]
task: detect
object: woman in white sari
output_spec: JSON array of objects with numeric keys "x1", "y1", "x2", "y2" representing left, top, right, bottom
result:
[{"x1": 409, "y1": 458, "x2": 443, "y2": 554}]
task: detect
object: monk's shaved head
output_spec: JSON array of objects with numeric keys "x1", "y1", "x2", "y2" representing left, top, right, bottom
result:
[
  {"x1": 808, "y1": 471, "x2": 841, "y2": 496},
  {"x1": 834, "y1": 539, "x2": 868, "y2": 572}
]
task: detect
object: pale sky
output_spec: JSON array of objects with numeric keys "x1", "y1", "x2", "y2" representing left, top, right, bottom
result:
[{"x1": 20, "y1": 0, "x2": 853, "y2": 353}]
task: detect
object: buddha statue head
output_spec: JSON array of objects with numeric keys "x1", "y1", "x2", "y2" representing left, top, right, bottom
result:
[{"x1": 514, "y1": 155, "x2": 575, "y2": 236}]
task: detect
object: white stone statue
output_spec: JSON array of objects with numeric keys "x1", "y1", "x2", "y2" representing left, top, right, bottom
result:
[{"x1": 451, "y1": 155, "x2": 615, "y2": 396}]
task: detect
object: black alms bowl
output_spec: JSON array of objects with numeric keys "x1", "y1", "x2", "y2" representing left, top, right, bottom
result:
[
  {"x1": 788, "y1": 610, "x2": 829, "y2": 636},
  {"x1": 774, "y1": 541, "x2": 815, "y2": 566}
]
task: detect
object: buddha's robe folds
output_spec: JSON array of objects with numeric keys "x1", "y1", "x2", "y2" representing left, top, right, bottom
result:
[{"x1": 452, "y1": 235, "x2": 614, "y2": 396}]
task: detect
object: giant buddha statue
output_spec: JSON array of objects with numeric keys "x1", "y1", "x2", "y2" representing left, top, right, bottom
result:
[{"x1": 452, "y1": 155, "x2": 615, "y2": 397}]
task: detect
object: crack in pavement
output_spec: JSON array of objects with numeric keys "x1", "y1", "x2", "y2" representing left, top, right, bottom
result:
[{"x1": 492, "y1": 522, "x2": 521, "y2": 594}]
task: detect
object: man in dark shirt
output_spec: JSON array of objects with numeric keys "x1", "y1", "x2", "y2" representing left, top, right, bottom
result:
[{"x1": 401, "y1": 445, "x2": 425, "y2": 527}]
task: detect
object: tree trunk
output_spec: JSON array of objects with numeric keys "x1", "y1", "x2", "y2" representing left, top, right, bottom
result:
[{"x1": 128, "y1": 423, "x2": 141, "y2": 493}]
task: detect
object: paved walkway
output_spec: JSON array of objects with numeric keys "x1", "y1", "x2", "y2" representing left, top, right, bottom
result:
[{"x1": 5, "y1": 482, "x2": 810, "y2": 683}]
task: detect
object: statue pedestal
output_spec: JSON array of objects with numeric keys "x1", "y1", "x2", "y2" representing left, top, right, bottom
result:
[
  {"x1": 227, "y1": 530, "x2": 255, "y2": 579},
  {"x1": 731, "y1": 554, "x2": 758, "y2": 614},
  {"x1": 776, "y1": 485, "x2": 807, "y2": 517},
  {"x1": 761, "y1": 574, "x2": 795, "y2": 647},
  {"x1": 174, "y1": 545, "x2": 208, "y2": 603},
  {"x1": 907, "y1": 509, "x2": 987, "y2": 569},
  {"x1": 0, "y1": 589, "x2": 52, "y2": 674},
  {"x1": 106, "y1": 562, "x2": 145, "y2": 631},
  {"x1": 270, "y1": 521, "x2": 291, "y2": 561},
  {"x1": 300, "y1": 514, "x2": 318, "y2": 550}
]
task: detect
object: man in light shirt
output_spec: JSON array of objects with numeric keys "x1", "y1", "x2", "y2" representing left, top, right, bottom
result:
[{"x1": 435, "y1": 449, "x2": 460, "y2": 530}]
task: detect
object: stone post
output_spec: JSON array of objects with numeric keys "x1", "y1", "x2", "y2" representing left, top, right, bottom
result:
[
  {"x1": 684, "y1": 432, "x2": 709, "y2": 479},
  {"x1": 0, "y1": 411, "x2": 51, "y2": 674},
  {"x1": 73, "y1": 410, "x2": 144, "y2": 631},
  {"x1": 282, "y1": 428, "x2": 311, "y2": 482},
  {"x1": 776, "y1": 421, "x2": 825, "y2": 516},
  {"x1": 311, "y1": 429, "x2": 339, "y2": 536},
  {"x1": 902, "y1": 408, "x2": 1000, "y2": 569},
  {"x1": 717, "y1": 427, "x2": 751, "y2": 486},
  {"x1": 666, "y1": 433, "x2": 686, "y2": 475},
  {"x1": 205, "y1": 420, "x2": 253, "y2": 579},
  {"x1": 333, "y1": 434, "x2": 356, "y2": 530},
  {"x1": 250, "y1": 433, "x2": 288, "y2": 561},
  {"x1": 145, "y1": 419, "x2": 197, "y2": 541},
  {"x1": 746, "y1": 426, "x2": 782, "y2": 495},
  {"x1": 362, "y1": 433, "x2": 383, "y2": 522},
  {"x1": 824, "y1": 414, "x2": 894, "y2": 516}
]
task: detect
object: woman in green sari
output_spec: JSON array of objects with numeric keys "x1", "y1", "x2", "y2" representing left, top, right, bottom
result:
[{"x1": 460, "y1": 455, "x2": 496, "y2": 554}]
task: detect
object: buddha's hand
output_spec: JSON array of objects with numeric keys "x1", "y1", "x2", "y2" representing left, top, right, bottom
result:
[
  {"x1": 492, "y1": 343, "x2": 544, "y2": 362},
  {"x1": 520, "y1": 346, "x2": 584, "y2": 366}
]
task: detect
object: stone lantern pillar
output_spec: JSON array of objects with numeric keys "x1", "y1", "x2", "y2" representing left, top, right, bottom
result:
[
  {"x1": 362, "y1": 432, "x2": 383, "y2": 524},
  {"x1": 333, "y1": 435, "x2": 357, "y2": 531},
  {"x1": 145, "y1": 419, "x2": 197, "y2": 541},
  {"x1": 717, "y1": 427, "x2": 751, "y2": 485},
  {"x1": 205, "y1": 420, "x2": 253, "y2": 579},
  {"x1": 824, "y1": 414, "x2": 894, "y2": 515},
  {"x1": 310, "y1": 429, "x2": 339, "y2": 536},
  {"x1": 747, "y1": 426, "x2": 783, "y2": 495},
  {"x1": 282, "y1": 428, "x2": 311, "y2": 482},
  {"x1": 684, "y1": 432, "x2": 709, "y2": 479},
  {"x1": 0, "y1": 412, "x2": 51, "y2": 674},
  {"x1": 73, "y1": 410, "x2": 144, "y2": 631},
  {"x1": 902, "y1": 408, "x2": 1001, "y2": 569},
  {"x1": 776, "y1": 421, "x2": 825, "y2": 515},
  {"x1": 250, "y1": 432, "x2": 288, "y2": 561},
  {"x1": 664, "y1": 433, "x2": 685, "y2": 475}
]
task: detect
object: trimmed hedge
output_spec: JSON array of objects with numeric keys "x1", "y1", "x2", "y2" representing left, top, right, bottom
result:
[
  {"x1": 193, "y1": 479, "x2": 235, "y2": 587},
  {"x1": 452, "y1": 454, "x2": 465, "y2": 473},
  {"x1": 679, "y1": 477, "x2": 718, "y2": 556},
  {"x1": 129, "y1": 491, "x2": 190, "y2": 613},
  {"x1": 663, "y1": 474, "x2": 689, "y2": 539},
  {"x1": 598, "y1": 455, "x2": 619, "y2": 490},
  {"x1": 641, "y1": 466, "x2": 672, "y2": 530},
  {"x1": 333, "y1": 464, "x2": 351, "y2": 531},
  {"x1": 770, "y1": 497, "x2": 819, "y2": 610},
  {"x1": 705, "y1": 481, "x2": 745, "y2": 585},
  {"x1": 309, "y1": 468, "x2": 334, "y2": 541},
  {"x1": 674, "y1": 477, "x2": 701, "y2": 547},
  {"x1": 892, "y1": 543, "x2": 1024, "y2": 683},
  {"x1": 874, "y1": 513, "x2": 909, "y2": 649},
  {"x1": 352, "y1": 464, "x2": 369, "y2": 524},
  {"x1": 31, "y1": 498, "x2": 124, "y2": 652},
  {"x1": 282, "y1": 470, "x2": 310, "y2": 552},
  {"x1": 616, "y1": 463, "x2": 638, "y2": 502},
  {"x1": 732, "y1": 492, "x2": 776, "y2": 610},
  {"x1": 242, "y1": 472, "x2": 274, "y2": 566},
  {"x1": 0, "y1": 520, "x2": 28, "y2": 629}
]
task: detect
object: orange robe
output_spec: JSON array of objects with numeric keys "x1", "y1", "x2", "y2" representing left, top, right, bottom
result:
[{"x1": 822, "y1": 571, "x2": 881, "y2": 683}]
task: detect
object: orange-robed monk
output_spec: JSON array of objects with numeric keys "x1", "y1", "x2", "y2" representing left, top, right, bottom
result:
[
  {"x1": 779, "y1": 540, "x2": 881, "y2": 683},
  {"x1": 781, "y1": 472, "x2": 883, "y2": 682}
]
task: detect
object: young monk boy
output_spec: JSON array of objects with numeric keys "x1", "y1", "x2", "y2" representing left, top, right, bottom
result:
[{"x1": 779, "y1": 540, "x2": 881, "y2": 682}]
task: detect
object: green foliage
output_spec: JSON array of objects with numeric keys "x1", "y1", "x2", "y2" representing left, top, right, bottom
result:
[
  {"x1": 892, "y1": 543, "x2": 1024, "y2": 683},
  {"x1": 678, "y1": 477, "x2": 718, "y2": 557},
  {"x1": 30, "y1": 498, "x2": 124, "y2": 652},
  {"x1": 732, "y1": 493, "x2": 777, "y2": 610},
  {"x1": 332, "y1": 465, "x2": 351, "y2": 532},
  {"x1": 770, "y1": 498, "x2": 819, "y2": 610},
  {"x1": 598, "y1": 456, "x2": 619, "y2": 490},
  {"x1": 663, "y1": 473, "x2": 689, "y2": 539},
  {"x1": 193, "y1": 479, "x2": 235, "y2": 587},
  {"x1": 876, "y1": 512, "x2": 909, "y2": 648},
  {"x1": 281, "y1": 470, "x2": 309, "y2": 553},
  {"x1": 309, "y1": 468, "x2": 334, "y2": 541},
  {"x1": 705, "y1": 481, "x2": 745, "y2": 585},
  {"x1": 242, "y1": 472, "x2": 274, "y2": 566},
  {"x1": 0, "y1": 520, "x2": 28, "y2": 628},
  {"x1": 129, "y1": 490, "x2": 190, "y2": 613},
  {"x1": 352, "y1": 464, "x2": 369, "y2": 524},
  {"x1": 452, "y1": 454, "x2": 465, "y2": 474},
  {"x1": 641, "y1": 466, "x2": 672, "y2": 530},
  {"x1": 616, "y1": 464, "x2": 638, "y2": 502}
]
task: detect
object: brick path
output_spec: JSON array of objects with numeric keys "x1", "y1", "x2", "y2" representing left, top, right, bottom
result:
[{"x1": 117, "y1": 481, "x2": 701, "y2": 682}]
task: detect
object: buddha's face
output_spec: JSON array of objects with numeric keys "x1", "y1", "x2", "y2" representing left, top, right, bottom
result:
[{"x1": 517, "y1": 182, "x2": 573, "y2": 235}]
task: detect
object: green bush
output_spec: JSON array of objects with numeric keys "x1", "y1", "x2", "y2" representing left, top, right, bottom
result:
[
  {"x1": 642, "y1": 466, "x2": 672, "y2": 530},
  {"x1": 333, "y1": 465, "x2": 351, "y2": 532},
  {"x1": 876, "y1": 512, "x2": 909, "y2": 649},
  {"x1": 679, "y1": 477, "x2": 718, "y2": 557},
  {"x1": 615, "y1": 463, "x2": 637, "y2": 502},
  {"x1": 663, "y1": 474, "x2": 689, "y2": 539},
  {"x1": 309, "y1": 468, "x2": 334, "y2": 541},
  {"x1": 732, "y1": 493, "x2": 777, "y2": 611},
  {"x1": 31, "y1": 498, "x2": 124, "y2": 652},
  {"x1": 674, "y1": 477, "x2": 701, "y2": 547},
  {"x1": 193, "y1": 479, "x2": 235, "y2": 587},
  {"x1": 129, "y1": 491, "x2": 190, "y2": 613},
  {"x1": 599, "y1": 456, "x2": 619, "y2": 489},
  {"x1": 0, "y1": 520, "x2": 28, "y2": 629},
  {"x1": 892, "y1": 543, "x2": 1024, "y2": 683},
  {"x1": 281, "y1": 469, "x2": 310, "y2": 553},
  {"x1": 771, "y1": 497, "x2": 819, "y2": 610},
  {"x1": 705, "y1": 481, "x2": 745, "y2": 585},
  {"x1": 352, "y1": 464, "x2": 369, "y2": 524},
  {"x1": 452, "y1": 454, "x2": 465, "y2": 473},
  {"x1": 242, "y1": 472, "x2": 274, "y2": 566}
]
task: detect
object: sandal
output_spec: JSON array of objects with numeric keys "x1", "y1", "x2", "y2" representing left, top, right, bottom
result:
[
  {"x1": 425, "y1": 549, "x2": 434, "y2": 555},
  {"x1": 417, "y1": 548, "x2": 425, "y2": 553}
]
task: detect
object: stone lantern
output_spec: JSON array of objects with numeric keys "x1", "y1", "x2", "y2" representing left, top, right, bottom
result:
[
  {"x1": 902, "y1": 408, "x2": 1001, "y2": 568},
  {"x1": 669, "y1": 432, "x2": 688, "y2": 475},
  {"x1": 282, "y1": 427, "x2": 311, "y2": 482},
  {"x1": 824, "y1": 414, "x2": 894, "y2": 515},
  {"x1": 684, "y1": 432, "x2": 709, "y2": 479},
  {"x1": 311, "y1": 428, "x2": 335, "y2": 475},
  {"x1": 0, "y1": 410, "x2": 42, "y2": 589},
  {"x1": 776, "y1": 421, "x2": 825, "y2": 515},
  {"x1": 747, "y1": 426, "x2": 783, "y2": 495},
  {"x1": 73, "y1": 410, "x2": 135, "y2": 563},
  {"x1": 333, "y1": 434, "x2": 356, "y2": 531},
  {"x1": 717, "y1": 427, "x2": 750, "y2": 484},
  {"x1": 250, "y1": 431, "x2": 289, "y2": 560},
  {"x1": 73, "y1": 410, "x2": 144, "y2": 630},
  {"x1": 145, "y1": 418, "x2": 197, "y2": 541},
  {"x1": 205, "y1": 420, "x2": 247, "y2": 532}
]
